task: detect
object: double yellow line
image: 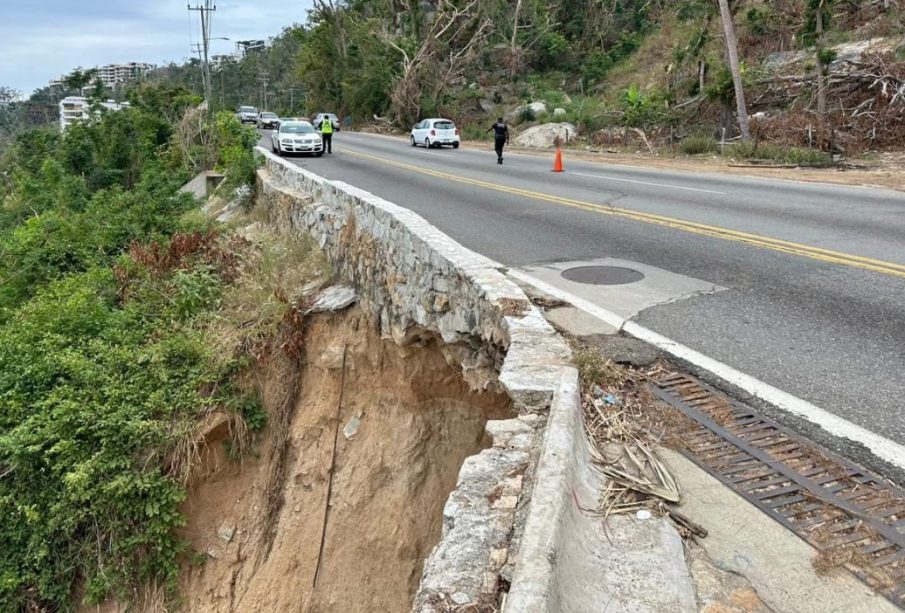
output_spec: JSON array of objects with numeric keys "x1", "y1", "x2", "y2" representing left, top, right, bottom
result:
[{"x1": 344, "y1": 148, "x2": 905, "y2": 279}]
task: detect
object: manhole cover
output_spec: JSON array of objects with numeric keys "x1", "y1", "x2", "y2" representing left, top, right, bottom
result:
[{"x1": 561, "y1": 266, "x2": 645, "y2": 285}]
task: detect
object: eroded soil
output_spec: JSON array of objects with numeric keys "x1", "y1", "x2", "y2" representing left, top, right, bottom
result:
[{"x1": 177, "y1": 307, "x2": 512, "y2": 612}]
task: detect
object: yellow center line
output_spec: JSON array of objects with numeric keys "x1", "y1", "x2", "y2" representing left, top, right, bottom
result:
[{"x1": 343, "y1": 148, "x2": 905, "y2": 279}]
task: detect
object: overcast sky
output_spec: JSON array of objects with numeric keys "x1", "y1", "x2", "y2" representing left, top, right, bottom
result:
[{"x1": 0, "y1": 1, "x2": 315, "y2": 97}]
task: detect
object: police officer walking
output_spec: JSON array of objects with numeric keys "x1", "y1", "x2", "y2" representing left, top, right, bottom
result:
[
  {"x1": 319, "y1": 115, "x2": 334, "y2": 154},
  {"x1": 487, "y1": 117, "x2": 509, "y2": 165}
]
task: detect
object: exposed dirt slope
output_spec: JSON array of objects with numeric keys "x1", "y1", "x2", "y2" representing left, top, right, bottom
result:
[{"x1": 178, "y1": 307, "x2": 512, "y2": 612}]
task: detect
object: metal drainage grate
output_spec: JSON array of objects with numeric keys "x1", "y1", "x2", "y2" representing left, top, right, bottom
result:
[
  {"x1": 649, "y1": 373, "x2": 905, "y2": 610},
  {"x1": 561, "y1": 265, "x2": 645, "y2": 286}
]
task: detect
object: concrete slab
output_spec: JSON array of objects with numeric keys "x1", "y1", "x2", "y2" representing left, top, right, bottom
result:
[
  {"x1": 506, "y1": 369, "x2": 697, "y2": 613},
  {"x1": 518, "y1": 258, "x2": 725, "y2": 320},
  {"x1": 180, "y1": 170, "x2": 225, "y2": 199},
  {"x1": 581, "y1": 334, "x2": 660, "y2": 367},
  {"x1": 663, "y1": 449, "x2": 899, "y2": 613},
  {"x1": 544, "y1": 305, "x2": 619, "y2": 336}
]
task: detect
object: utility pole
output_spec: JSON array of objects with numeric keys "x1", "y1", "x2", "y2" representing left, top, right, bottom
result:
[
  {"x1": 190, "y1": 43, "x2": 204, "y2": 97},
  {"x1": 188, "y1": 0, "x2": 216, "y2": 108},
  {"x1": 259, "y1": 73, "x2": 269, "y2": 110}
]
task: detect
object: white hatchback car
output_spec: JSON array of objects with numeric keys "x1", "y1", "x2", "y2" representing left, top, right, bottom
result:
[
  {"x1": 410, "y1": 118, "x2": 460, "y2": 149},
  {"x1": 271, "y1": 120, "x2": 324, "y2": 156}
]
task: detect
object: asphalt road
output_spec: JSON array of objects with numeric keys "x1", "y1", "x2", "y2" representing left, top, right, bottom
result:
[{"x1": 259, "y1": 130, "x2": 905, "y2": 455}]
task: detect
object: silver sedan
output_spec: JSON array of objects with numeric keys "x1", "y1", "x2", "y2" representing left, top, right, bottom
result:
[{"x1": 270, "y1": 121, "x2": 324, "y2": 156}]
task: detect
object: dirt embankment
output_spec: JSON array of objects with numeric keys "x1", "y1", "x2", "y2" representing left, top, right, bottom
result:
[{"x1": 177, "y1": 307, "x2": 512, "y2": 613}]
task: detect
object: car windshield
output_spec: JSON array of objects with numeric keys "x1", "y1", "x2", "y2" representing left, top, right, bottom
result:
[
  {"x1": 434, "y1": 121, "x2": 455, "y2": 130},
  {"x1": 261, "y1": 113, "x2": 277, "y2": 118},
  {"x1": 281, "y1": 123, "x2": 315, "y2": 134},
  {"x1": 240, "y1": 106, "x2": 256, "y2": 113}
]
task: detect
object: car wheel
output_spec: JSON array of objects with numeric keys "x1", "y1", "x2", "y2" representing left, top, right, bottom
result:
[
  {"x1": 425, "y1": 138, "x2": 431, "y2": 148},
  {"x1": 453, "y1": 142, "x2": 460, "y2": 149},
  {"x1": 271, "y1": 141, "x2": 277, "y2": 153},
  {"x1": 410, "y1": 136, "x2": 416, "y2": 147}
]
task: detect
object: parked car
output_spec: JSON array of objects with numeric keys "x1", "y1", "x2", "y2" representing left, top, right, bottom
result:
[
  {"x1": 410, "y1": 118, "x2": 460, "y2": 149},
  {"x1": 256, "y1": 112, "x2": 280, "y2": 129},
  {"x1": 270, "y1": 120, "x2": 324, "y2": 156},
  {"x1": 237, "y1": 105, "x2": 259, "y2": 124},
  {"x1": 312, "y1": 112, "x2": 340, "y2": 132}
]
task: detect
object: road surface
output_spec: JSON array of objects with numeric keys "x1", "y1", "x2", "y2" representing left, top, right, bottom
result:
[{"x1": 259, "y1": 130, "x2": 905, "y2": 465}]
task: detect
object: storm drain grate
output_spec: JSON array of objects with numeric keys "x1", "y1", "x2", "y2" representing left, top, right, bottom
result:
[{"x1": 649, "y1": 373, "x2": 905, "y2": 610}]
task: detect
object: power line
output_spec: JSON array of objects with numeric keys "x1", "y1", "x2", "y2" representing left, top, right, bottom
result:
[{"x1": 187, "y1": 1, "x2": 216, "y2": 109}]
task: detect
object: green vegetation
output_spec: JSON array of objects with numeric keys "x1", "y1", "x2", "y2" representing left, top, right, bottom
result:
[
  {"x1": 679, "y1": 135, "x2": 718, "y2": 155},
  {"x1": 732, "y1": 142, "x2": 833, "y2": 166},
  {"x1": 0, "y1": 86, "x2": 273, "y2": 611}
]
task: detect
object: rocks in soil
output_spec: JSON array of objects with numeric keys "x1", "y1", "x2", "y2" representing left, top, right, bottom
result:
[
  {"x1": 310, "y1": 285, "x2": 357, "y2": 313},
  {"x1": 314, "y1": 345, "x2": 346, "y2": 370},
  {"x1": 504, "y1": 101, "x2": 549, "y2": 123},
  {"x1": 513, "y1": 123, "x2": 577, "y2": 148},
  {"x1": 217, "y1": 524, "x2": 235, "y2": 543}
]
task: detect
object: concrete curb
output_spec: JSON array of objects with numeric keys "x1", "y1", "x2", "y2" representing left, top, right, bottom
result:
[{"x1": 503, "y1": 367, "x2": 581, "y2": 611}]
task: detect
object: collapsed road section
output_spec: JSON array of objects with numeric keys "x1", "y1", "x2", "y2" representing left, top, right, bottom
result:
[{"x1": 243, "y1": 148, "x2": 698, "y2": 612}]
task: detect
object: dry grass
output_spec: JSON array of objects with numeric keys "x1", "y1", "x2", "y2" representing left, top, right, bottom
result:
[
  {"x1": 573, "y1": 345, "x2": 685, "y2": 517},
  {"x1": 209, "y1": 228, "x2": 332, "y2": 364}
]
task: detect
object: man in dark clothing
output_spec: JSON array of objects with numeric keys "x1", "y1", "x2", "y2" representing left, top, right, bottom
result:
[{"x1": 487, "y1": 117, "x2": 509, "y2": 164}]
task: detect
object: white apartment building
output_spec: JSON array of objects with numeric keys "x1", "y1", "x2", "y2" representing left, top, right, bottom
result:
[
  {"x1": 211, "y1": 54, "x2": 237, "y2": 70},
  {"x1": 49, "y1": 62, "x2": 155, "y2": 91},
  {"x1": 59, "y1": 96, "x2": 129, "y2": 131},
  {"x1": 95, "y1": 62, "x2": 155, "y2": 87}
]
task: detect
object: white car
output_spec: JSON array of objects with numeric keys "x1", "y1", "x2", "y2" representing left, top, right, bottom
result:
[
  {"x1": 411, "y1": 118, "x2": 460, "y2": 149},
  {"x1": 237, "y1": 105, "x2": 258, "y2": 124},
  {"x1": 271, "y1": 120, "x2": 324, "y2": 156}
]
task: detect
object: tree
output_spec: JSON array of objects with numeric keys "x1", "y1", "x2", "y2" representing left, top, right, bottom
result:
[
  {"x1": 806, "y1": 0, "x2": 835, "y2": 118},
  {"x1": 0, "y1": 87, "x2": 21, "y2": 104},
  {"x1": 62, "y1": 68, "x2": 99, "y2": 94},
  {"x1": 716, "y1": 0, "x2": 751, "y2": 140},
  {"x1": 381, "y1": 0, "x2": 490, "y2": 125}
]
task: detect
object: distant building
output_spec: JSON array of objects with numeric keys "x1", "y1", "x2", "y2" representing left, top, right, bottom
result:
[
  {"x1": 95, "y1": 62, "x2": 155, "y2": 87},
  {"x1": 235, "y1": 40, "x2": 267, "y2": 57},
  {"x1": 211, "y1": 54, "x2": 237, "y2": 70},
  {"x1": 49, "y1": 62, "x2": 155, "y2": 92},
  {"x1": 59, "y1": 96, "x2": 129, "y2": 131}
]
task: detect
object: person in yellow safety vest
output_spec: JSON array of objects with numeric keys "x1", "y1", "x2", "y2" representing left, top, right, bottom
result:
[{"x1": 319, "y1": 116, "x2": 334, "y2": 154}]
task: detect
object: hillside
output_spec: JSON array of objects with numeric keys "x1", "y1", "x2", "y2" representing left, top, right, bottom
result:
[
  {"x1": 11, "y1": 1, "x2": 903, "y2": 160},
  {"x1": 154, "y1": 0, "x2": 905, "y2": 157}
]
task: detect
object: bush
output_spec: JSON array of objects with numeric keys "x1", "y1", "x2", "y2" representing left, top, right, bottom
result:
[
  {"x1": 0, "y1": 84, "x2": 266, "y2": 610},
  {"x1": 679, "y1": 135, "x2": 717, "y2": 155},
  {"x1": 731, "y1": 142, "x2": 833, "y2": 166},
  {"x1": 619, "y1": 84, "x2": 666, "y2": 129}
]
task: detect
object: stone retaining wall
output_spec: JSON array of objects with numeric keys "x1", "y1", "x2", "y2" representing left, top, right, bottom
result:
[{"x1": 254, "y1": 148, "x2": 583, "y2": 611}]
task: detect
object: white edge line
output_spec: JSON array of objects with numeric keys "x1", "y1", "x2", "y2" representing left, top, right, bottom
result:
[
  {"x1": 507, "y1": 268, "x2": 905, "y2": 472},
  {"x1": 571, "y1": 171, "x2": 726, "y2": 195}
]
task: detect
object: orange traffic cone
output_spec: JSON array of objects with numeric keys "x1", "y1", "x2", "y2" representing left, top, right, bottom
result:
[{"x1": 552, "y1": 147, "x2": 564, "y2": 172}]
